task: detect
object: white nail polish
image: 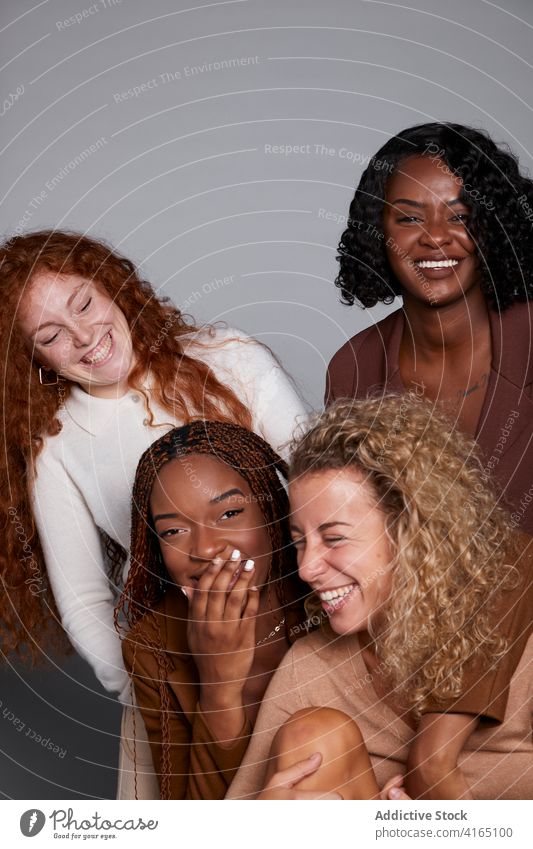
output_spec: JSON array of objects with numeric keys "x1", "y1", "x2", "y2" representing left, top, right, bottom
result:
[
  {"x1": 230, "y1": 549, "x2": 241, "y2": 561},
  {"x1": 243, "y1": 559, "x2": 255, "y2": 571},
  {"x1": 180, "y1": 586, "x2": 188, "y2": 598}
]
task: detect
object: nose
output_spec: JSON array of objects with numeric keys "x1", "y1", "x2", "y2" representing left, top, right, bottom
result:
[
  {"x1": 297, "y1": 543, "x2": 328, "y2": 584},
  {"x1": 67, "y1": 318, "x2": 94, "y2": 348},
  {"x1": 419, "y1": 218, "x2": 452, "y2": 249},
  {"x1": 190, "y1": 524, "x2": 228, "y2": 562}
]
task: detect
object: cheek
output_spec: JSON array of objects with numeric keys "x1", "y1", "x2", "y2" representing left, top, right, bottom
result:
[
  {"x1": 373, "y1": 568, "x2": 393, "y2": 606},
  {"x1": 459, "y1": 231, "x2": 477, "y2": 253},
  {"x1": 243, "y1": 525, "x2": 272, "y2": 560},
  {"x1": 158, "y1": 542, "x2": 187, "y2": 579}
]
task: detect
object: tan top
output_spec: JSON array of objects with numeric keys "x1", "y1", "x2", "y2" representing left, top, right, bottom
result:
[{"x1": 227, "y1": 628, "x2": 533, "y2": 800}]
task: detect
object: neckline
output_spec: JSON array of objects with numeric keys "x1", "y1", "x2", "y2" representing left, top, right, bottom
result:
[
  {"x1": 345, "y1": 632, "x2": 414, "y2": 734},
  {"x1": 393, "y1": 308, "x2": 496, "y2": 441}
]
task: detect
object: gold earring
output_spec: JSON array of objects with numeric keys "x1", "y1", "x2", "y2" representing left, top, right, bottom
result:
[{"x1": 38, "y1": 367, "x2": 59, "y2": 386}]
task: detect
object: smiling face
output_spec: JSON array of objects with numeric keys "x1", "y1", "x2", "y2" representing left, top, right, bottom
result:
[
  {"x1": 289, "y1": 469, "x2": 394, "y2": 635},
  {"x1": 383, "y1": 155, "x2": 481, "y2": 309},
  {"x1": 18, "y1": 272, "x2": 134, "y2": 398},
  {"x1": 150, "y1": 454, "x2": 272, "y2": 591}
]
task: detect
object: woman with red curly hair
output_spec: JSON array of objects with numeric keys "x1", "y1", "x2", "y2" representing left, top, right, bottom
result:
[{"x1": 0, "y1": 230, "x2": 305, "y2": 786}]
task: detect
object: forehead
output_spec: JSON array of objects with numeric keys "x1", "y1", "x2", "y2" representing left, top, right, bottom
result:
[
  {"x1": 20, "y1": 273, "x2": 89, "y2": 318},
  {"x1": 28, "y1": 271, "x2": 88, "y2": 300},
  {"x1": 289, "y1": 468, "x2": 376, "y2": 514},
  {"x1": 385, "y1": 154, "x2": 463, "y2": 201},
  {"x1": 150, "y1": 453, "x2": 252, "y2": 505}
]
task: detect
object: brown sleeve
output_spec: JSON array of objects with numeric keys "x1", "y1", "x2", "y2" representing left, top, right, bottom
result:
[
  {"x1": 122, "y1": 633, "x2": 254, "y2": 799},
  {"x1": 122, "y1": 632, "x2": 191, "y2": 799},
  {"x1": 187, "y1": 706, "x2": 253, "y2": 799},
  {"x1": 325, "y1": 343, "x2": 358, "y2": 406},
  {"x1": 422, "y1": 542, "x2": 533, "y2": 724}
]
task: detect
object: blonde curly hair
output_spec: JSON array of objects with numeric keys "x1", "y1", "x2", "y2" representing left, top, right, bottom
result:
[{"x1": 289, "y1": 394, "x2": 518, "y2": 714}]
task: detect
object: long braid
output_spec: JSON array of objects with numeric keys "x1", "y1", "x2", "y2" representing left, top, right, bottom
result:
[{"x1": 115, "y1": 420, "x2": 300, "y2": 797}]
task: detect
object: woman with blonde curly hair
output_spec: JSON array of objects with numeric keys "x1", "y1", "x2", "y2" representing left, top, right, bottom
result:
[{"x1": 228, "y1": 395, "x2": 533, "y2": 800}]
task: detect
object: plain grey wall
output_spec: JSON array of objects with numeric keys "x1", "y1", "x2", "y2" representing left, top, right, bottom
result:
[{"x1": 1, "y1": 0, "x2": 532, "y2": 798}]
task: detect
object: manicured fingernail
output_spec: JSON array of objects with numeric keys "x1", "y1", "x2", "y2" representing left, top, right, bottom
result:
[
  {"x1": 243, "y1": 559, "x2": 255, "y2": 571},
  {"x1": 230, "y1": 549, "x2": 241, "y2": 561},
  {"x1": 309, "y1": 752, "x2": 321, "y2": 763},
  {"x1": 180, "y1": 586, "x2": 189, "y2": 598},
  {"x1": 389, "y1": 788, "x2": 401, "y2": 799},
  {"x1": 212, "y1": 556, "x2": 223, "y2": 567}
]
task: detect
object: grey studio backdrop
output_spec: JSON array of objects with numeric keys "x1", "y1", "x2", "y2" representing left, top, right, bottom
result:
[{"x1": 1, "y1": 0, "x2": 532, "y2": 799}]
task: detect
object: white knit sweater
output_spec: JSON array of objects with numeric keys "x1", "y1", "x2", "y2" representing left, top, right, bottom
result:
[{"x1": 31, "y1": 327, "x2": 307, "y2": 702}]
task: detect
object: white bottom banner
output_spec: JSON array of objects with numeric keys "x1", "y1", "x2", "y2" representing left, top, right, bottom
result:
[{"x1": 3, "y1": 800, "x2": 532, "y2": 848}]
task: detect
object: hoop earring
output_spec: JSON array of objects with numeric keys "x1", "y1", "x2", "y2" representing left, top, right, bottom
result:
[{"x1": 38, "y1": 367, "x2": 59, "y2": 386}]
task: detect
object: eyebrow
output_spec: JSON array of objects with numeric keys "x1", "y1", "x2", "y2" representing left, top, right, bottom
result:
[
  {"x1": 290, "y1": 521, "x2": 352, "y2": 531},
  {"x1": 389, "y1": 197, "x2": 465, "y2": 208},
  {"x1": 152, "y1": 512, "x2": 181, "y2": 523},
  {"x1": 211, "y1": 488, "x2": 245, "y2": 504},
  {"x1": 31, "y1": 283, "x2": 86, "y2": 337},
  {"x1": 152, "y1": 488, "x2": 246, "y2": 523}
]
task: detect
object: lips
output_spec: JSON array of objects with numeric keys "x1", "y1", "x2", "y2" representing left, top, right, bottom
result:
[{"x1": 81, "y1": 330, "x2": 112, "y2": 366}]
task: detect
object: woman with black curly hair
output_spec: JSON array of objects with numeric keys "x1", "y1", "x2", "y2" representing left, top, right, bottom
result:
[{"x1": 326, "y1": 122, "x2": 533, "y2": 535}]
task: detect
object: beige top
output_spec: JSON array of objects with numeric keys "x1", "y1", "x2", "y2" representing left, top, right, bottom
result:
[{"x1": 227, "y1": 628, "x2": 533, "y2": 800}]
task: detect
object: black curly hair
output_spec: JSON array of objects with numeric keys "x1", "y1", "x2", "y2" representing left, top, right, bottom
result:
[{"x1": 336, "y1": 122, "x2": 533, "y2": 311}]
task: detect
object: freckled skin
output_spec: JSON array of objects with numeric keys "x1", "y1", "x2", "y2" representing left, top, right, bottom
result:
[
  {"x1": 289, "y1": 468, "x2": 394, "y2": 637},
  {"x1": 19, "y1": 271, "x2": 134, "y2": 398}
]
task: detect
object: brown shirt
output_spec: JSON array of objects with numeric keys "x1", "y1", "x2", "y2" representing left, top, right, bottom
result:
[
  {"x1": 227, "y1": 627, "x2": 533, "y2": 800},
  {"x1": 325, "y1": 302, "x2": 533, "y2": 535},
  {"x1": 122, "y1": 583, "x2": 309, "y2": 799}
]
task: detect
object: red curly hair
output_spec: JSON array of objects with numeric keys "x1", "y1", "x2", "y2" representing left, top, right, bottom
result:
[{"x1": 0, "y1": 229, "x2": 252, "y2": 663}]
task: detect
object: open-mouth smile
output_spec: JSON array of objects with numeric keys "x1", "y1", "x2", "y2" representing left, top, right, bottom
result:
[
  {"x1": 317, "y1": 582, "x2": 359, "y2": 613},
  {"x1": 81, "y1": 330, "x2": 113, "y2": 366},
  {"x1": 415, "y1": 259, "x2": 459, "y2": 269}
]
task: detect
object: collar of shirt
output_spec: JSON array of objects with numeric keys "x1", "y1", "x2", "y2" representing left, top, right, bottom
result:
[{"x1": 63, "y1": 383, "x2": 149, "y2": 436}]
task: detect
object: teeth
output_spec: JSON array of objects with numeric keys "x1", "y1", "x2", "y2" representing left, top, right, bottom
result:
[
  {"x1": 416, "y1": 259, "x2": 459, "y2": 268},
  {"x1": 82, "y1": 331, "x2": 112, "y2": 365},
  {"x1": 318, "y1": 583, "x2": 355, "y2": 602}
]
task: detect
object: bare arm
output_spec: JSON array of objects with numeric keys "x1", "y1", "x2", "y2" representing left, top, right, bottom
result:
[{"x1": 406, "y1": 712, "x2": 477, "y2": 800}]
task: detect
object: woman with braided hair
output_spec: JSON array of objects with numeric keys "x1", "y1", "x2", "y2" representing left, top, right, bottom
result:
[
  {"x1": 117, "y1": 420, "x2": 309, "y2": 799},
  {"x1": 0, "y1": 229, "x2": 305, "y2": 795}
]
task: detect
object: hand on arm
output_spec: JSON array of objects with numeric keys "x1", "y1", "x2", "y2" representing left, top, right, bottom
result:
[
  {"x1": 184, "y1": 546, "x2": 259, "y2": 745},
  {"x1": 405, "y1": 712, "x2": 477, "y2": 799}
]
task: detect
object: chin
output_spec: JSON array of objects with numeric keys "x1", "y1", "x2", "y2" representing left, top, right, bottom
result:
[{"x1": 328, "y1": 613, "x2": 365, "y2": 636}]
